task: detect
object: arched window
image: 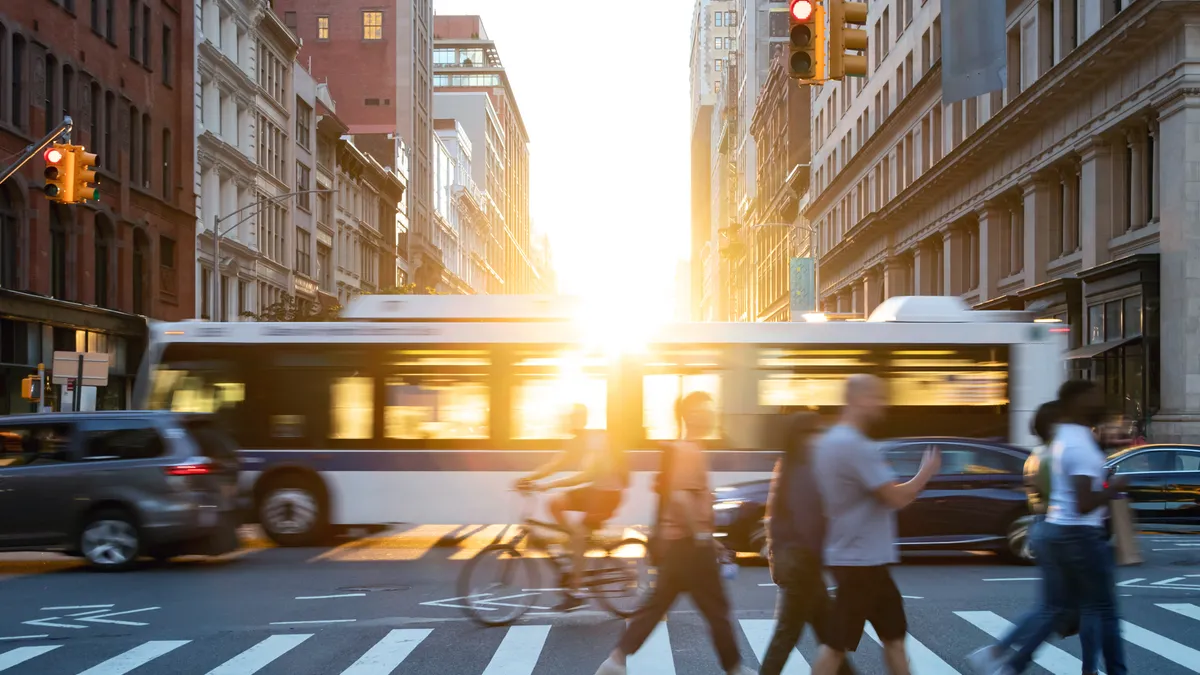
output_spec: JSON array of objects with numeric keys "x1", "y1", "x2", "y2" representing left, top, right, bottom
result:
[
  {"x1": 50, "y1": 205, "x2": 69, "y2": 299},
  {"x1": 94, "y1": 215, "x2": 113, "y2": 308},
  {"x1": 89, "y1": 81, "x2": 102, "y2": 152},
  {"x1": 0, "y1": 183, "x2": 21, "y2": 289},
  {"x1": 132, "y1": 229, "x2": 151, "y2": 314},
  {"x1": 12, "y1": 34, "x2": 26, "y2": 128},
  {"x1": 130, "y1": 105, "x2": 140, "y2": 184},
  {"x1": 44, "y1": 53, "x2": 58, "y2": 135}
]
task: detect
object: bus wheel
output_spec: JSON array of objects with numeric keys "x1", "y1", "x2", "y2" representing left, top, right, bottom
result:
[{"x1": 258, "y1": 474, "x2": 329, "y2": 547}]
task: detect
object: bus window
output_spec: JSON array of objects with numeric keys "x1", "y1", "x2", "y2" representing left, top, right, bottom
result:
[
  {"x1": 512, "y1": 349, "x2": 608, "y2": 438},
  {"x1": 149, "y1": 363, "x2": 245, "y2": 414},
  {"x1": 331, "y1": 376, "x2": 374, "y2": 439},
  {"x1": 382, "y1": 350, "x2": 490, "y2": 440},
  {"x1": 888, "y1": 349, "x2": 1008, "y2": 406},
  {"x1": 642, "y1": 348, "x2": 723, "y2": 440},
  {"x1": 756, "y1": 348, "x2": 872, "y2": 408}
]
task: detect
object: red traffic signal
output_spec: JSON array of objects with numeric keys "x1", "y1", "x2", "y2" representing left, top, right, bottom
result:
[
  {"x1": 790, "y1": 0, "x2": 814, "y2": 21},
  {"x1": 45, "y1": 148, "x2": 65, "y2": 164}
]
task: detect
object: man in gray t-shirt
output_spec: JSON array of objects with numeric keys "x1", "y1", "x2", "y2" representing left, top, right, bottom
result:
[{"x1": 810, "y1": 375, "x2": 941, "y2": 675}]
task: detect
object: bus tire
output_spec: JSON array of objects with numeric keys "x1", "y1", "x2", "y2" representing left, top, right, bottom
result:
[{"x1": 257, "y1": 471, "x2": 330, "y2": 547}]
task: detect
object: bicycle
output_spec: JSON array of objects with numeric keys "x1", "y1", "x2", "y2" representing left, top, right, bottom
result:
[{"x1": 456, "y1": 489, "x2": 651, "y2": 627}]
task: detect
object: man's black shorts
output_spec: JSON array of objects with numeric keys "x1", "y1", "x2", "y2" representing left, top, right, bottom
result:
[
  {"x1": 563, "y1": 486, "x2": 621, "y2": 529},
  {"x1": 826, "y1": 565, "x2": 908, "y2": 652}
]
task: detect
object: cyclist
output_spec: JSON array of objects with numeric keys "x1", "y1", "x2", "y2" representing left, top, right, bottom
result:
[{"x1": 515, "y1": 403, "x2": 628, "y2": 611}]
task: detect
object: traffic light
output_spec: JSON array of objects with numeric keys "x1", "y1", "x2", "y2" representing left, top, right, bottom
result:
[
  {"x1": 828, "y1": 0, "x2": 868, "y2": 80},
  {"x1": 43, "y1": 144, "x2": 74, "y2": 203},
  {"x1": 73, "y1": 148, "x2": 100, "y2": 202},
  {"x1": 20, "y1": 374, "x2": 41, "y2": 401},
  {"x1": 788, "y1": 0, "x2": 825, "y2": 81}
]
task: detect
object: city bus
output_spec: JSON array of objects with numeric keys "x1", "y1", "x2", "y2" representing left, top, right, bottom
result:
[{"x1": 134, "y1": 295, "x2": 1067, "y2": 547}]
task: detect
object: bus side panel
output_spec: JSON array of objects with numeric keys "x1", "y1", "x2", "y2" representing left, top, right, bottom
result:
[{"x1": 1010, "y1": 339, "x2": 1068, "y2": 446}]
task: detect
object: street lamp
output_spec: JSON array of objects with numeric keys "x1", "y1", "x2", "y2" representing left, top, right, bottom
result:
[{"x1": 210, "y1": 189, "x2": 333, "y2": 321}]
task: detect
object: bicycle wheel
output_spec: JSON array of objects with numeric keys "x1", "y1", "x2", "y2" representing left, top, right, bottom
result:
[
  {"x1": 592, "y1": 537, "x2": 651, "y2": 618},
  {"x1": 457, "y1": 543, "x2": 546, "y2": 627}
]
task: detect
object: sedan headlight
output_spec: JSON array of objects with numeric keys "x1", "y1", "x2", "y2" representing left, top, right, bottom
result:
[{"x1": 713, "y1": 500, "x2": 743, "y2": 511}]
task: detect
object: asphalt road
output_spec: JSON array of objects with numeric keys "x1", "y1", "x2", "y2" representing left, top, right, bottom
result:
[{"x1": 1, "y1": 529, "x2": 1199, "y2": 674}]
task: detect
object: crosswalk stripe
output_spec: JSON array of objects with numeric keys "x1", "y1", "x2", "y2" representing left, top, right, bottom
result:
[
  {"x1": 1119, "y1": 620, "x2": 1200, "y2": 672},
  {"x1": 1159, "y1": 603, "x2": 1200, "y2": 622},
  {"x1": 481, "y1": 625, "x2": 551, "y2": 675},
  {"x1": 627, "y1": 622, "x2": 675, "y2": 675},
  {"x1": 340, "y1": 629, "x2": 433, "y2": 674},
  {"x1": 739, "y1": 619, "x2": 811, "y2": 674},
  {"x1": 955, "y1": 610, "x2": 1084, "y2": 675},
  {"x1": 865, "y1": 625, "x2": 958, "y2": 675},
  {"x1": 0, "y1": 645, "x2": 60, "y2": 672},
  {"x1": 205, "y1": 634, "x2": 312, "y2": 675},
  {"x1": 77, "y1": 640, "x2": 190, "y2": 675}
]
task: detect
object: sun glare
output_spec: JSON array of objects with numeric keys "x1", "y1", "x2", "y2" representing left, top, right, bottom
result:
[{"x1": 574, "y1": 291, "x2": 669, "y2": 357}]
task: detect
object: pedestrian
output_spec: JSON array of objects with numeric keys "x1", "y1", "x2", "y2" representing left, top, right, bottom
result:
[
  {"x1": 967, "y1": 400, "x2": 1078, "y2": 673},
  {"x1": 759, "y1": 411, "x2": 855, "y2": 675},
  {"x1": 809, "y1": 375, "x2": 941, "y2": 675},
  {"x1": 593, "y1": 391, "x2": 756, "y2": 675},
  {"x1": 981, "y1": 379, "x2": 1129, "y2": 675}
]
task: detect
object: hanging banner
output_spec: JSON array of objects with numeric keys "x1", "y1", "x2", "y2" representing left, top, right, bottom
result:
[
  {"x1": 790, "y1": 257, "x2": 816, "y2": 318},
  {"x1": 942, "y1": 0, "x2": 1007, "y2": 104}
]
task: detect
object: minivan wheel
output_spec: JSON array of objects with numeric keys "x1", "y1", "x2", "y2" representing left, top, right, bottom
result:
[
  {"x1": 1004, "y1": 517, "x2": 1036, "y2": 565},
  {"x1": 259, "y1": 475, "x2": 328, "y2": 547},
  {"x1": 80, "y1": 510, "x2": 141, "y2": 571}
]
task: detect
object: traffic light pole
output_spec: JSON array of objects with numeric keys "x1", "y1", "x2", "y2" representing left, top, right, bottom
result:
[{"x1": 0, "y1": 116, "x2": 73, "y2": 186}]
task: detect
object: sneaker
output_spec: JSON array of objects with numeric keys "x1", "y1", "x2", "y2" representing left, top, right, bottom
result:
[
  {"x1": 966, "y1": 646, "x2": 1006, "y2": 675},
  {"x1": 553, "y1": 594, "x2": 587, "y2": 612},
  {"x1": 594, "y1": 657, "x2": 627, "y2": 675}
]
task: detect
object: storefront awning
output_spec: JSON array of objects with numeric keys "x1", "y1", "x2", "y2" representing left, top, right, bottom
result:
[{"x1": 1065, "y1": 336, "x2": 1141, "y2": 360}]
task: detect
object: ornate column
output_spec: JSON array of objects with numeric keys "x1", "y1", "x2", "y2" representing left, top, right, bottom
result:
[
  {"x1": 1020, "y1": 174, "x2": 1053, "y2": 288},
  {"x1": 1078, "y1": 137, "x2": 1113, "y2": 268},
  {"x1": 911, "y1": 241, "x2": 933, "y2": 295},
  {"x1": 1127, "y1": 122, "x2": 1148, "y2": 231},
  {"x1": 976, "y1": 204, "x2": 1005, "y2": 301},
  {"x1": 942, "y1": 227, "x2": 964, "y2": 296},
  {"x1": 884, "y1": 256, "x2": 909, "y2": 299}
]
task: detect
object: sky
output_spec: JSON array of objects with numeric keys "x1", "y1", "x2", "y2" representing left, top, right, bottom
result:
[{"x1": 432, "y1": 0, "x2": 695, "y2": 318}]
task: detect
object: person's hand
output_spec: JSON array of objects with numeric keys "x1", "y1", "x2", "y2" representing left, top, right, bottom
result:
[
  {"x1": 920, "y1": 446, "x2": 942, "y2": 476},
  {"x1": 514, "y1": 477, "x2": 533, "y2": 492}
]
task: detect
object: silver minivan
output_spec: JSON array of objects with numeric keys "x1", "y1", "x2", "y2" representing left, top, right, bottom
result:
[{"x1": 0, "y1": 411, "x2": 241, "y2": 571}]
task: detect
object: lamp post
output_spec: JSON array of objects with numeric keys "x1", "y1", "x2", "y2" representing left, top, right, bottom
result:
[{"x1": 210, "y1": 189, "x2": 332, "y2": 321}]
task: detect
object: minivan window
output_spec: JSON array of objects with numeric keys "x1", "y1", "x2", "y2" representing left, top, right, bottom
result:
[
  {"x1": 85, "y1": 425, "x2": 166, "y2": 461},
  {"x1": 184, "y1": 418, "x2": 239, "y2": 464},
  {"x1": 0, "y1": 424, "x2": 74, "y2": 467}
]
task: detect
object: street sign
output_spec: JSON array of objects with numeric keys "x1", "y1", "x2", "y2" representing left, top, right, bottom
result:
[
  {"x1": 51, "y1": 351, "x2": 110, "y2": 387},
  {"x1": 790, "y1": 257, "x2": 816, "y2": 318}
]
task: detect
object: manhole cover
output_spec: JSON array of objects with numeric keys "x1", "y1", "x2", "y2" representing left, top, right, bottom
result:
[{"x1": 338, "y1": 584, "x2": 410, "y2": 593}]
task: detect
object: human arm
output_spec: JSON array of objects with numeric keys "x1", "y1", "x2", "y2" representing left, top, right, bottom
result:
[
  {"x1": 871, "y1": 447, "x2": 941, "y2": 510},
  {"x1": 1069, "y1": 447, "x2": 1128, "y2": 514}
]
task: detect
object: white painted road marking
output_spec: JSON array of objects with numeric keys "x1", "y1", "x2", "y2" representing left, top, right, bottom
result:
[
  {"x1": 983, "y1": 578, "x2": 1039, "y2": 582},
  {"x1": 340, "y1": 628, "x2": 433, "y2": 674},
  {"x1": 1159, "y1": 603, "x2": 1200, "y2": 622},
  {"x1": 22, "y1": 617, "x2": 87, "y2": 629},
  {"x1": 205, "y1": 634, "x2": 312, "y2": 675},
  {"x1": 269, "y1": 619, "x2": 356, "y2": 626},
  {"x1": 78, "y1": 607, "x2": 160, "y2": 626},
  {"x1": 1120, "y1": 620, "x2": 1200, "y2": 672},
  {"x1": 0, "y1": 645, "x2": 59, "y2": 672},
  {"x1": 865, "y1": 625, "x2": 958, "y2": 675},
  {"x1": 41, "y1": 605, "x2": 112, "y2": 611},
  {"x1": 740, "y1": 619, "x2": 810, "y2": 674},
  {"x1": 481, "y1": 625, "x2": 551, "y2": 675},
  {"x1": 956, "y1": 610, "x2": 1088, "y2": 675},
  {"x1": 295, "y1": 593, "x2": 367, "y2": 600},
  {"x1": 627, "y1": 622, "x2": 675, "y2": 675},
  {"x1": 77, "y1": 640, "x2": 190, "y2": 675}
]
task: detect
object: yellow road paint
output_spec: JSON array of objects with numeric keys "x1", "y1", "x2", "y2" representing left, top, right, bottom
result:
[{"x1": 310, "y1": 524, "x2": 462, "y2": 562}]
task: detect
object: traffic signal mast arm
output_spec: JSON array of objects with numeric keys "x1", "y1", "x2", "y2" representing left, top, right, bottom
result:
[{"x1": 0, "y1": 116, "x2": 74, "y2": 186}]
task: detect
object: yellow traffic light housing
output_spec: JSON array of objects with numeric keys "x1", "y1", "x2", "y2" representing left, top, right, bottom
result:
[
  {"x1": 21, "y1": 374, "x2": 42, "y2": 401},
  {"x1": 788, "y1": 0, "x2": 825, "y2": 82},
  {"x1": 828, "y1": 0, "x2": 868, "y2": 80},
  {"x1": 43, "y1": 144, "x2": 74, "y2": 204},
  {"x1": 74, "y1": 148, "x2": 100, "y2": 202}
]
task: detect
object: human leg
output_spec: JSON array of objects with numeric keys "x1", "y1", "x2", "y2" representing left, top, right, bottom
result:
[
  {"x1": 760, "y1": 550, "x2": 811, "y2": 675},
  {"x1": 606, "y1": 539, "x2": 686, "y2": 666},
  {"x1": 1005, "y1": 524, "x2": 1072, "y2": 674},
  {"x1": 812, "y1": 567, "x2": 873, "y2": 675},
  {"x1": 686, "y1": 540, "x2": 745, "y2": 672}
]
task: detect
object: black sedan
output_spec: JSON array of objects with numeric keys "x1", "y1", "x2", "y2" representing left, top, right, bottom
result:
[
  {"x1": 1105, "y1": 444, "x2": 1200, "y2": 528},
  {"x1": 712, "y1": 437, "x2": 1036, "y2": 563}
]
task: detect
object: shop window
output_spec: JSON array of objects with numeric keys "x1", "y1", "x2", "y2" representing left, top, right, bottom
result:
[
  {"x1": 1123, "y1": 296, "x2": 1142, "y2": 338},
  {"x1": 383, "y1": 350, "x2": 489, "y2": 440},
  {"x1": 1088, "y1": 305, "x2": 1103, "y2": 344},
  {"x1": 1105, "y1": 301, "x2": 1122, "y2": 341},
  {"x1": 330, "y1": 376, "x2": 373, "y2": 439},
  {"x1": 512, "y1": 349, "x2": 607, "y2": 439}
]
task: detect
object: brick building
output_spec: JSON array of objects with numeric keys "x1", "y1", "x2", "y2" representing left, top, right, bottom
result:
[{"x1": 0, "y1": 0, "x2": 195, "y2": 412}]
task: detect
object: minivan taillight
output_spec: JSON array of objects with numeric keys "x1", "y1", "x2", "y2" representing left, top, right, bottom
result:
[{"x1": 165, "y1": 463, "x2": 213, "y2": 476}]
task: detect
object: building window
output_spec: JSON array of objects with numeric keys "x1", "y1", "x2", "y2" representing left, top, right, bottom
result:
[
  {"x1": 142, "y1": 5, "x2": 151, "y2": 68},
  {"x1": 157, "y1": 234, "x2": 175, "y2": 301},
  {"x1": 715, "y1": 59, "x2": 723, "y2": 72},
  {"x1": 141, "y1": 112, "x2": 151, "y2": 190},
  {"x1": 317, "y1": 243, "x2": 331, "y2": 289},
  {"x1": 45, "y1": 54, "x2": 58, "y2": 136},
  {"x1": 161, "y1": 128, "x2": 172, "y2": 200},
  {"x1": 362, "y1": 11, "x2": 383, "y2": 40},
  {"x1": 161, "y1": 24, "x2": 172, "y2": 86},
  {"x1": 50, "y1": 207, "x2": 68, "y2": 300},
  {"x1": 296, "y1": 99, "x2": 312, "y2": 149},
  {"x1": 317, "y1": 16, "x2": 330, "y2": 40},
  {"x1": 129, "y1": 0, "x2": 140, "y2": 61},
  {"x1": 715, "y1": 36, "x2": 722, "y2": 49},
  {"x1": 296, "y1": 229, "x2": 312, "y2": 276},
  {"x1": 105, "y1": 0, "x2": 114, "y2": 41},
  {"x1": 296, "y1": 162, "x2": 311, "y2": 210},
  {"x1": 92, "y1": 0, "x2": 103, "y2": 33},
  {"x1": 104, "y1": 91, "x2": 116, "y2": 170},
  {"x1": 715, "y1": 11, "x2": 723, "y2": 26},
  {"x1": 94, "y1": 218, "x2": 111, "y2": 308},
  {"x1": 0, "y1": 186, "x2": 21, "y2": 289}
]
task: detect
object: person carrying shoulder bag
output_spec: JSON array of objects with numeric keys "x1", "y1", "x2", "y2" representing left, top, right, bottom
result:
[{"x1": 594, "y1": 391, "x2": 755, "y2": 675}]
